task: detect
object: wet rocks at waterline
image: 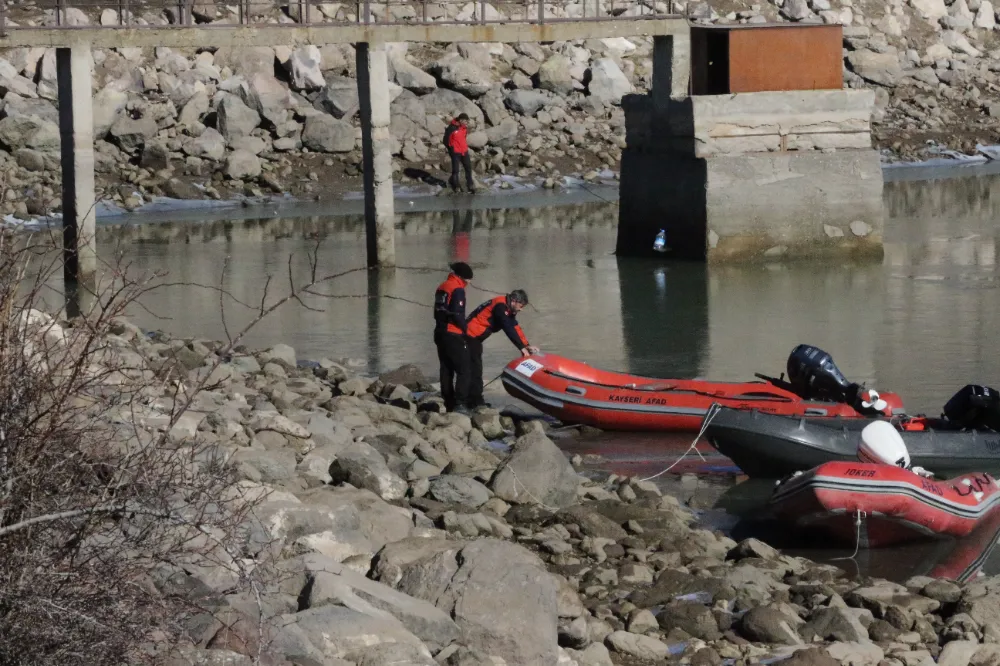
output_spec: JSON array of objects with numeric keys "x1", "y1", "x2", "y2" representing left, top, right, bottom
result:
[{"x1": 44, "y1": 315, "x2": 1000, "y2": 666}]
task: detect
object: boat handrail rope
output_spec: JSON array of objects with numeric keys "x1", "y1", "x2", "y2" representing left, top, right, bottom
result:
[
  {"x1": 831, "y1": 509, "x2": 866, "y2": 563},
  {"x1": 636, "y1": 402, "x2": 722, "y2": 483}
]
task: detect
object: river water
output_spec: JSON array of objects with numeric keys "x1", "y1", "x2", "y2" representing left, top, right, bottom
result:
[{"x1": 72, "y1": 164, "x2": 1000, "y2": 580}]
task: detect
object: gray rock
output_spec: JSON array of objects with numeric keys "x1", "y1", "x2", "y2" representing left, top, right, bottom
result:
[
  {"x1": 485, "y1": 119, "x2": 519, "y2": 149},
  {"x1": 846, "y1": 49, "x2": 901, "y2": 87},
  {"x1": 237, "y1": 72, "x2": 296, "y2": 127},
  {"x1": 231, "y1": 448, "x2": 296, "y2": 483},
  {"x1": 141, "y1": 141, "x2": 171, "y2": 170},
  {"x1": 428, "y1": 475, "x2": 492, "y2": 508},
  {"x1": 224, "y1": 149, "x2": 262, "y2": 180},
  {"x1": 420, "y1": 88, "x2": 484, "y2": 125},
  {"x1": 800, "y1": 607, "x2": 870, "y2": 643},
  {"x1": 489, "y1": 430, "x2": 580, "y2": 509},
  {"x1": 0, "y1": 114, "x2": 58, "y2": 151},
  {"x1": 477, "y1": 89, "x2": 510, "y2": 126},
  {"x1": 15, "y1": 148, "x2": 45, "y2": 171},
  {"x1": 315, "y1": 75, "x2": 360, "y2": 119},
  {"x1": 727, "y1": 537, "x2": 781, "y2": 561},
  {"x1": 290, "y1": 605, "x2": 431, "y2": 662},
  {"x1": 740, "y1": 606, "x2": 803, "y2": 645},
  {"x1": 163, "y1": 178, "x2": 202, "y2": 200},
  {"x1": 392, "y1": 58, "x2": 438, "y2": 94},
  {"x1": 567, "y1": 643, "x2": 614, "y2": 666},
  {"x1": 605, "y1": 631, "x2": 669, "y2": 660},
  {"x1": 390, "y1": 90, "x2": 430, "y2": 141},
  {"x1": 438, "y1": 58, "x2": 493, "y2": 98},
  {"x1": 178, "y1": 90, "x2": 210, "y2": 127},
  {"x1": 781, "y1": 0, "x2": 812, "y2": 19},
  {"x1": 91, "y1": 87, "x2": 128, "y2": 137},
  {"x1": 301, "y1": 556, "x2": 461, "y2": 648},
  {"x1": 850, "y1": 220, "x2": 873, "y2": 237},
  {"x1": 217, "y1": 95, "x2": 260, "y2": 140},
  {"x1": 213, "y1": 46, "x2": 275, "y2": 78},
  {"x1": 186, "y1": 127, "x2": 226, "y2": 161},
  {"x1": 538, "y1": 55, "x2": 575, "y2": 96},
  {"x1": 505, "y1": 89, "x2": 551, "y2": 117},
  {"x1": 383, "y1": 538, "x2": 559, "y2": 665},
  {"x1": 587, "y1": 58, "x2": 633, "y2": 104},
  {"x1": 657, "y1": 601, "x2": 721, "y2": 640},
  {"x1": 109, "y1": 114, "x2": 157, "y2": 153},
  {"x1": 287, "y1": 45, "x2": 325, "y2": 90},
  {"x1": 354, "y1": 643, "x2": 437, "y2": 666},
  {"x1": 330, "y1": 441, "x2": 407, "y2": 501},
  {"x1": 302, "y1": 113, "x2": 356, "y2": 153}
]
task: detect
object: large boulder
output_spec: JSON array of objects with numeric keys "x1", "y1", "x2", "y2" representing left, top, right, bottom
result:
[
  {"x1": 237, "y1": 72, "x2": 296, "y2": 127},
  {"x1": 419, "y1": 88, "x2": 484, "y2": 125},
  {"x1": 286, "y1": 45, "x2": 325, "y2": 90},
  {"x1": 390, "y1": 90, "x2": 430, "y2": 140},
  {"x1": 299, "y1": 486, "x2": 414, "y2": 551},
  {"x1": 314, "y1": 75, "x2": 360, "y2": 119},
  {"x1": 213, "y1": 46, "x2": 275, "y2": 77},
  {"x1": 504, "y1": 89, "x2": 550, "y2": 117},
  {"x1": 301, "y1": 555, "x2": 461, "y2": 648},
  {"x1": 489, "y1": 430, "x2": 580, "y2": 509},
  {"x1": 375, "y1": 538, "x2": 559, "y2": 664},
  {"x1": 301, "y1": 113, "x2": 356, "y2": 152},
  {"x1": 0, "y1": 114, "x2": 59, "y2": 151},
  {"x1": 845, "y1": 49, "x2": 901, "y2": 88},
  {"x1": 537, "y1": 55, "x2": 575, "y2": 96},
  {"x1": 224, "y1": 149, "x2": 262, "y2": 180},
  {"x1": 216, "y1": 95, "x2": 261, "y2": 140},
  {"x1": 437, "y1": 58, "x2": 493, "y2": 98},
  {"x1": 587, "y1": 58, "x2": 633, "y2": 104},
  {"x1": 108, "y1": 114, "x2": 157, "y2": 153},
  {"x1": 289, "y1": 605, "x2": 432, "y2": 662},
  {"x1": 329, "y1": 441, "x2": 407, "y2": 500},
  {"x1": 92, "y1": 87, "x2": 129, "y2": 137},
  {"x1": 392, "y1": 58, "x2": 437, "y2": 94}
]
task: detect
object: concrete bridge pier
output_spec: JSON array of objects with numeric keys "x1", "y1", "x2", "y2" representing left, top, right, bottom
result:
[
  {"x1": 356, "y1": 42, "x2": 396, "y2": 268},
  {"x1": 56, "y1": 44, "x2": 98, "y2": 318}
]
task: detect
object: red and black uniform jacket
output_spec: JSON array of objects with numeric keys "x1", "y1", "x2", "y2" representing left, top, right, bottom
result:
[
  {"x1": 466, "y1": 295, "x2": 529, "y2": 351},
  {"x1": 445, "y1": 120, "x2": 469, "y2": 155},
  {"x1": 434, "y1": 273, "x2": 469, "y2": 336}
]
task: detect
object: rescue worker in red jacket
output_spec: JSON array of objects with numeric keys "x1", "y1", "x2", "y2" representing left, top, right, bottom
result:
[
  {"x1": 444, "y1": 113, "x2": 476, "y2": 194},
  {"x1": 465, "y1": 289, "x2": 540, "y2": 408},
  {"x1": 434, "y1": 262, "x2": 474, "y2": 414}
]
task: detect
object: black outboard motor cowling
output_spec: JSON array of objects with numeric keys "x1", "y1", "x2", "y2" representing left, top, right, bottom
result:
[
  {"x1": 786, "y1": 344, "x2": 861, "y2": 405},
  {"x1": 943, "y1": 384, "x2": 1000, "y2": 431}
]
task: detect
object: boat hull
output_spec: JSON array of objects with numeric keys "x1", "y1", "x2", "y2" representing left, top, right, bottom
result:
[
  {"x1": 501, "y1": 353, "x2": 904, "y2": 433},
  {"x1": 705, "y1": 407, "x2": 1000, "y2": 478},
  {"x1": 769, "y1": 462, "x2": 1000, "y2": 547}
]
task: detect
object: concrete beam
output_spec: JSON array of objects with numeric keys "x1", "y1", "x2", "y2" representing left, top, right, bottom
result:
[
  {"x1": 0, "y1": 18, "x2": 688, "y2": 48},
  {"x1": 56, "y1": 45, "x2": 97, "y2": 318},
  {"x1": 357, "y1": 42, "x2": 395, "y2": 268}
]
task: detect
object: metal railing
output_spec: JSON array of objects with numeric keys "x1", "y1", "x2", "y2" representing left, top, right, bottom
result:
[{"x1": 0, "y1": 0, "x2": 678, "y2": 32}]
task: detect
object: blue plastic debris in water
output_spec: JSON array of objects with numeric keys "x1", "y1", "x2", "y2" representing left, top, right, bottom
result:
[{"x1": 653, "y1": 229, "x2": 668, "y2": 253}]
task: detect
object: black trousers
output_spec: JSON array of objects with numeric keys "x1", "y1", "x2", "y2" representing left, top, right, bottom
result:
[
  {"x1": 467, "y1": 337, "x2": 485, "y2": 407},
  {"x1": 435, "y1": 330, "x2": 470, "y2": 410},
  {"x1": 449, "y1": 150, "x2": 474, "y2": 191}
]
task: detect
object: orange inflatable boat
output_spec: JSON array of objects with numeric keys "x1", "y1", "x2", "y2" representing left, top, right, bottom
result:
[{"x1": 500, "y1": 347, "x2": 905, "y2": 432}]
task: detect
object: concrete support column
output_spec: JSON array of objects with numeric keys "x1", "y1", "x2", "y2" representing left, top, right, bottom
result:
[
  {"x1": 56, "y1": 44, "x2": 97, "y2": 318},
  {"x1": 356, "y1": 42, "x2": 395, "y2": 268},
  {"x1": 652, "y1": 34, "x2": 690, "y2": 109}
]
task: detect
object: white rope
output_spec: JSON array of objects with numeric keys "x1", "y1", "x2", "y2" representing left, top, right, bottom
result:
[
  {"x1": 506, "y1": 463, "x2": 562, "y2": 512},
  {"x1": 831, "y1": 509, "x2": 866, "y2": 562},
  {"x1": 637, "y1": 402, "x2": 721, "y2": 483}
]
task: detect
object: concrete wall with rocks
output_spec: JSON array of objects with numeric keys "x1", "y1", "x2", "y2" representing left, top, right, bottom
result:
[{"x1": 617, "y1": 87, "x2": 885, "y2": 262}]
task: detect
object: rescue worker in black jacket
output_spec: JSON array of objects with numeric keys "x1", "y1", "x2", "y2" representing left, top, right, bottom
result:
[
  {"x1": 465, "y1": 289, "x2": 540, "y2": 408},
  {"x1": 434, "y1": 262, "x2": 474, "y2": 414}
]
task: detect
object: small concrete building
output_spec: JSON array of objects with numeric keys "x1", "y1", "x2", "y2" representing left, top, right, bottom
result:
[{"x1": 617, "y1": 23, "x2": 883, "y2": 262}]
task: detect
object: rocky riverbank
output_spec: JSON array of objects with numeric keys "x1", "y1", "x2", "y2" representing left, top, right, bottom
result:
[
  {"x1": 4, "y1": 0, "x2": 1000, "y2": 220},
  {"x1": 44, "y1": 313, "x2": 1000, "y2": 666}
]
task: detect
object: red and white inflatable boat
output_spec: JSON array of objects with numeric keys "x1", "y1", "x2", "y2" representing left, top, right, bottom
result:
[
  {"x1": 769, "y1": 461, "x2": 1000, "y2": 547},
  {"x1": 500, "y1": 351, "x2": 904, "y2": 432}
]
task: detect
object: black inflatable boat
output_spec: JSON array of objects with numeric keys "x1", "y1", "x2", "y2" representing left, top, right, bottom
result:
[{"x1": 703, "y1": 407, "x2": 1000, "y2": 478}]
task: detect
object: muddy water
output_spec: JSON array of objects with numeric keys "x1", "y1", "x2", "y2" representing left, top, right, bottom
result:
[{"x1": 41, "y1": 164, "x2": 1000, "y2": 581}]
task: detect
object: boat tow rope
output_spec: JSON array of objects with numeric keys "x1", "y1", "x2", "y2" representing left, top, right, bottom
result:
[
  {"x1": 831, "y1": 509, "x2": 867, "y2": 562},
  {"x1": 636, "y1": 402, "x2": 722, "y2": 483}
]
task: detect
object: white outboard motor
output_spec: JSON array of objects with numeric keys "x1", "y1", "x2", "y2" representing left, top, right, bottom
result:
[
  {"x1": 858, "y1": 421, "x2": 909, "y2": 468},
  {"x1": 858, "y1": 421, "x2": 934, "y2": 478}
]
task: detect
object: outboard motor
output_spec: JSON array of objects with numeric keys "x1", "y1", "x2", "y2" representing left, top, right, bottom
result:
[
  {"x1": 786, "y1": 344, "x2": 886, "y2": 413},
  {"x1": 943, "y1": 385, "x2": 1000, "y2": 431},
  {"x1": 858, "y1": 421, "x2": 910, "y2": 469}
]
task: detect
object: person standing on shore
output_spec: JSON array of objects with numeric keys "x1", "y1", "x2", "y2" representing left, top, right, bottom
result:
[
  {"x1": 465, "y1": 289, "x2": 540, "y2": 408},
  {"x1": 434, "y1": 262, "x2": 475, "y2": 414},
  {"x1": 444, "y1": 113, "x2": 476, "y2": 194}
]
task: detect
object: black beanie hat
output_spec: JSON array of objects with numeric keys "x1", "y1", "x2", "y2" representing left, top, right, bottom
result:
[{"x1": 450, "y1": 262, "x2": 474, "y2": 280}]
